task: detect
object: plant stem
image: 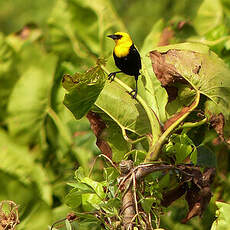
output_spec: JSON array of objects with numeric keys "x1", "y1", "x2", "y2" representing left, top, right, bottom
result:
[
  {"x1": 179, "y1": 117, "x2": 207, "y2": 129},
  {"x1": 116, "y1": 77, "x2": 159, "y2": 137},
  {"x1": 145, "y1": 91, "x2": 201, "y2": 162}
]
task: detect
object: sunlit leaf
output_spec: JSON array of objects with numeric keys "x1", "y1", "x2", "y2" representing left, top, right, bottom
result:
[
  {"x1": 0, "y1": 33, "x2": 19, "y2": 122},
  {"x1": 153, "y1": 43, "x2": 230, "y2": 138},
  {"x1": 211, "y1": 201, "x2": 230, "y2": 230},
  {"x1": 65, "y1": 219, "x2": 72, "y2": 230},
  {"x1": 193, "y1": 0, "x2": 223, "y2": 35},
  {"x1": 0, "y1": 0, "x2": 56, "y2": 34},
  {"x1": 65, "y1": 188, "x2": 82, "y2": 209},
  {"x1": 140, "y1": 197, "x2": 155, "y2": 213},
  {"x1": 95, "y1": 82, "x2": 151, "y2": 136},
  {"x1": 0, "y1": 129, "x2": 52, "y2": 205},
  {"x1": 163, "y1": 133, "x2": 197, "y2": 164},
  {"x1": 63, "y1": 64, "x2": 106, "y2": 119},
  {"x1": 140, "y1": 25, "x2": 168, "y2": 124},
  {"x1": 7, "y1": 43, "x2": 57, "y2": 144}
]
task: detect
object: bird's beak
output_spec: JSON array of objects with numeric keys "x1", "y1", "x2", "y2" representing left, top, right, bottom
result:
[{"x1": 107, "y1": 34, "x2": 119, "y2": 40}]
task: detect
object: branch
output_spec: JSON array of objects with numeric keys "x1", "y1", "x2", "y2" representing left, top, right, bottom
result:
[
  {"x1": 145, "y1": 91, "x2": 200, "y2": 162},
  {"x1": 119, "y1": 160, "x2": 135, "y2": 230}
]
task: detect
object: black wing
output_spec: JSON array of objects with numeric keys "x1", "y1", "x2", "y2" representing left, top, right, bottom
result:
[{"x1": 114, "y1": 44, "x2": 141, "y2": 77}]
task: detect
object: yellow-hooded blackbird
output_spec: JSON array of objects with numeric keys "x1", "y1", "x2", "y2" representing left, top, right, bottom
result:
[{"x1": 107, "y1": 32, "x2": 141, "y2": 98}]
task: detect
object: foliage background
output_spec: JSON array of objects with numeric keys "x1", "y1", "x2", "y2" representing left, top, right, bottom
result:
[{"x1": 0, "y1": 0, "x2": 230, "y2": 229}]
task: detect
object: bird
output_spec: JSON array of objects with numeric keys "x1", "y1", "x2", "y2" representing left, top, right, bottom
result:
[{"x1": 107, "y1": 32, "x2": 142, "y2": 99}]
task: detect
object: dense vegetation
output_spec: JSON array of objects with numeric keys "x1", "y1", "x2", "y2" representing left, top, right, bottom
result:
[{"x1": 0, "y1": 0, "x2": 230, "y2": 229}]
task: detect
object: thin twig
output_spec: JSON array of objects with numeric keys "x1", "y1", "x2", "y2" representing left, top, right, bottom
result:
[
  {"x1": 88, "y1": 154, "x2": 120, "y2": 178},
  {"x1": 50, "y1": 218, "x2": 66, "y2": 230},
  {"x1": 148, "y1": 213, "x2": 154, "y2": 230},
  {"x1": 132, "y1": 172, "x2": 139, "y2": 216}
]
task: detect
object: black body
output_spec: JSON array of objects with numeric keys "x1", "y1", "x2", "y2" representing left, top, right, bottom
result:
[{"x1": 113, "y1": 44, "x2": 141, "y2": 78}]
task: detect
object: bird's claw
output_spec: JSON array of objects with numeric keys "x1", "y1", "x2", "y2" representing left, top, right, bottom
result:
[
  {"x1": 129, "y1": 90, "x2": 137, "y2": 99},
  {"x1": 108, "y1": 72, "x2": 116, "y2": 82}
]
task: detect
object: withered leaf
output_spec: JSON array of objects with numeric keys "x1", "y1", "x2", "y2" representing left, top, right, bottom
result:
[{"x1": 150, "y1": 43, "x2": 230, "y2": 140}]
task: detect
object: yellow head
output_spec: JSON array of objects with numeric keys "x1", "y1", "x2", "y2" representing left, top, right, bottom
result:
[{"x1": 107, "y1": 32, "x2": 133, "y2": 58}]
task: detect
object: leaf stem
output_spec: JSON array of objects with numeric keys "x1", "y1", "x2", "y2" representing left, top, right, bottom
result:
[
  {"x1": 145, "y1": 91, "x2": 201, "y2": 162},
  {"x1": 179, "y1": 117, "x2": 207, "y2": 129}
]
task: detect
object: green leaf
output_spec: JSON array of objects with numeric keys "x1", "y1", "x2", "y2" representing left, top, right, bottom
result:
[
  {"x1": 66, "y1": 175, "x2": 106, "y2": 212},
  {"x1": 163, "y1": 133, "x2": 197, "y2": 164},
  {"x1": 140, "y1": 21, "x2": 168, "y2": 124},
  {"x1": 211, "y1": 201, "x2": 230, "y2": 230},
  {"x1": 166, "y1": 84, "x2": 196, "y2": 116},
  {"x1": 7, "y1": 42, "x2": 57, "y2": 144},
  {"x1": 72, "y1": 212, "x2": 99, "y2": 222},
  {"x1": 70, "y1": 0, "x2": 126, "y2": 56},
  {"x1": 80, "y1": 177, "x2": 106, "y2": 211},
  {"x1": 65, "y1": 188, "x2": 82, "y2": 209},
  {"x1": 99, "y1": 116, "x2": 131, "y2": 163},
  {"x1": 141, "y1": 19, "x2": 165, "y2": 55},
  {"x1": 95, "y1": 82, "x2": 151, "y2": 136},
  {"x1": 63, "y1": 64, "x2": 106, "y2": 119},
  {"x1": 193, "y1": 0, "x2": 223, "y2": 35},
  {"x1": 0, "y1": 33, "x2": 19, "y2": 122},
  {"x1": 0, "y1": 0, "x2": 56, "y2": 34},
  {"x1": 197, "y1": 145, "x2": 217, "y2": 168},
  {"x1": 71, "y1": 183, "x2": 96, "y2": 194},
  {"x1": 140, "y1": 197, "x2": 155, "y2": 213},
  {"x1": 46, "y1": 0, "x2": 125, "y2": 61},
  {"x1": 18, "y1": 201, "x2": 52, "y2": 230},
  {"x1": 0, "y1": 129, "x2": 52, "y2": 205},
  {"x1": 75, "y1": 167, "x2": 86, "y2": 181},
  {"x1": 81, "y1": 177, "x2": 106, "y2": 199},
  {"x1": 153, "y1": 43, "x2": 230, "y2": 136},
  {"x1": 104, "y1": 167, "x2": 120, "y2": 183},
  {"x1": 65, "y1": 219, "x2": 73, "y2": 230}
]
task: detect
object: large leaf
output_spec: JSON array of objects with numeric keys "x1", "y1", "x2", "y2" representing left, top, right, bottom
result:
[
  {"x1": 211, "y1": 201, "x2": 230, "y2": 230},
  {"x1": 140, "y1": 20, "x2": 168, "y2": 124},
  {"x1": 46, "y1": 0, "x2": 125, "y2": 61},
  {"x1": 17, "y1": 201, "x2": 52, "y2": 230},
  {"x1": 0, "y1": 129, "x2": 52, "y2": 205},
  {"x1": 151, "y1": 43, "x2": 230, "y2": 135},
  {"x1": 95, "y1": 82, "x2": 151, "y2": 136},
  {"x1": 63, "y1": 63, "x2": 106, "y2": 119},
  {"x1": 100, "y1": 118, "x2": 132, "y2": 163},
  {"x1": 7, "y1": 42, "x2": 57, "y2": 144},
  {"x1": 0, "y1": 33, "x2": 19, "y2": 122},
  {"x1": 0, "y1": 0, "x2": 56, "y2": 34},
  {"x1": 193, "y1": 0, "x2": 223, "y2": 35},
  {"x1": 70, "y1": 0, "x2": 126, "y2": 56}
]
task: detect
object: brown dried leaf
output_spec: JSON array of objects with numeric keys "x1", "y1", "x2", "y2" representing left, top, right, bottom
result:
[
  {"x1": 161, "y1": 183, "x2": 188, "y2": 207},
  {"x1": 0, "y1": 201, "x2": 19, "y2": 230},
  {"x1": 158, "y1": 27, "x2": 174, "y2": 46},
  {"x1": 150, "y1": 45, "x2": 230, "y2": 140},
  {"x1": 210, "y1": 113, "x2": 225, "y2": 142},
  {"x1": 86, "y1": 111, "x2": 112, "y2": 158},
  {"x1": 149, "y1": 51, "x2": 183, "y2": 87},
  {"x1": 182, "y1": 167, "x2": 215, "y2": 223}
]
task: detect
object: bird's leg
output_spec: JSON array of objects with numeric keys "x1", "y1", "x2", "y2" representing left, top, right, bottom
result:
[
  {"x1": 129, "y1": 76, "x2": 138, "y2": 99},
  {"x1": 108, "y1": 71, "x2": 122, "y2": 82}
]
